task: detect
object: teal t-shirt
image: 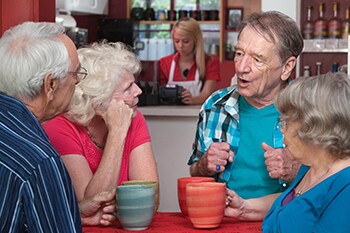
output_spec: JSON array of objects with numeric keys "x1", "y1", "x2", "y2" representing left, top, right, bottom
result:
[{"x1": 226, "y1": 97, "x2": 281, "y2": 199}]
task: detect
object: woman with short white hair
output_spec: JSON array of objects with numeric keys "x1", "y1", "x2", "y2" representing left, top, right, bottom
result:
[{"x1": 44, "y1": 41, "x2": 159, "y2": 208}]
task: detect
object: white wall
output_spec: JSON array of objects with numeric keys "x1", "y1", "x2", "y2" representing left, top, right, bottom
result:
[
  {"x1": 146, "y1": 115, "x2": 197, "y2": 212},
  {"x1": 262, "y1": 0, "x2": 297, "y2": 21}
]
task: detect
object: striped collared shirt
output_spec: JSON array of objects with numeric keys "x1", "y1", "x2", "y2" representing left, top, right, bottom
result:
[{"x1": 0, "y1": 93, "x2": 81, "y2": 233}]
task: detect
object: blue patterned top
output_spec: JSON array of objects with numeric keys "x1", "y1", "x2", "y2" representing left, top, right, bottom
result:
[{"x1": 0, "y1": 93, "x2": 81, "y2": 233}]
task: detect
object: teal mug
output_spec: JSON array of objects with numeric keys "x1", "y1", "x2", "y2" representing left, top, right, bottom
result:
[{"x1": 116, "y1": 185, "x2": 155, "y2": 231}]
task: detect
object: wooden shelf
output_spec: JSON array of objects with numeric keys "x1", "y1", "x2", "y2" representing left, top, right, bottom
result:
[
  {"x1": 302, "y1": 39, "x2": 348, "y2": 53},
  {"x1": 136, "y1": 20, "x2": 220, "y2": 25},
  {"x1": 303, "y1": 49, "x2": 347, "y2": 53},
  {"x1": 224, "y1": 28, "x2": 239, "y2": 32},
  {"x1": 298, "y1": 0, "x2": 349, "y2": 76},
  {"x1": 220, "y1": 0, "x2": 261, "y2": 62}
]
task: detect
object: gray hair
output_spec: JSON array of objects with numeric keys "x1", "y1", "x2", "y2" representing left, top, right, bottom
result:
[
  {"x1": 66, "y1": 41, "x2": 141, "y2": 125},
  {"x1": 0, "y1": 21, "x2": 70, "y2": 100},
  {"x1": 276, "y1": 72, "x2": 350, "y2": 158},
  {"x1": 238, "y1": 11, "x2": 304, "y2": 63}
]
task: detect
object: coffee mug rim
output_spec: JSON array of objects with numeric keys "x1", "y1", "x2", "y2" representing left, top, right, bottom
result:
[
  {"x1": 117, "y1": 184, "x2": 154, "y2": 190},
  {"x1": 186, "y1": 182, "x2": 225, "y2": 188},
  {"x1": 121, "y1": 180, "x2": 158, "y2": 185},
  {"x1": 178, "y1": 176, "x2": 215, "y2": 181}
]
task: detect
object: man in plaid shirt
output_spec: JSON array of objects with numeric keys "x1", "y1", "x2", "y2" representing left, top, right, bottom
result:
[{"x1": 188, "y1": 11, "x2": 302, "y2": 199}]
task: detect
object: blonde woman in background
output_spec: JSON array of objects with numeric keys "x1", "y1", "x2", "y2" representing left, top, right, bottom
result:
[
  {"x1": 159, "y1": 17, "x2": 220, "y2": 105},
  {"x1": 43, "y1": 42, "x2": 159, "y2": 206}
]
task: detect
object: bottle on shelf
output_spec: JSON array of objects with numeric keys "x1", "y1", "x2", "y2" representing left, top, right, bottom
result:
[
  {"x1": 328, "y1": 2, "x2": 341, "y2": 39},
  {"x1": 331, "y1": 63, "x2": 338, "y2": 73},
  {"x1": 314, "y1": 3, "x2": 328, "y2": 39},
  {"x1": 316, "y1": 62, "x2": 323, "y2": 75},
  {"x1": 303, "y1": 66, "x2": 311, "y2": 77},
  {"x1": 342, "y1": 6, "x2": 350, "y2": 39},
  {"x1": 302, "y1": 5, "x2": 314, "y2": 39}
]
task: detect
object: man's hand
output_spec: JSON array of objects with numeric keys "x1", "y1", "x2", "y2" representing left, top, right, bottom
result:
[
  {"x1": 262, "y1": 142, "x2": 300, "y2": 183},
  {"x1": 196, "y1": 142, "x2": 234, "y2": 176},
  {"x1": 79, "y1": 189, "x2": 117, "y2": 226}
]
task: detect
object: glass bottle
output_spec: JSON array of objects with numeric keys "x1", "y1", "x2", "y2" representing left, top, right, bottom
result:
[
  {"x1": 314, "y1": 3, "x2": 328, "y2": 39},
  {"x1": 303, "y1": 66, "x2": 310, "y2": 77},
  {"x1": 302, "y1": 5, "x2": 314, "y2": 39},
  {"x1": 328, "y1": 2, "x2": 341, "y2": 39},
  {"x1": 316, "y1": 62, "x2": 322, "y2": 75},
  {"x1": 342, "y1": 6, "x2": 350, "y2": 39},
  {"x1": 332, "y1": 63, "x2": 338, "y2": 73}
]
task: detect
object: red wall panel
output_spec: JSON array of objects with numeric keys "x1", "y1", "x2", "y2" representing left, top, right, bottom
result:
[{"x1": 0, "y1": 0, "x2": 54, "y2": 35}]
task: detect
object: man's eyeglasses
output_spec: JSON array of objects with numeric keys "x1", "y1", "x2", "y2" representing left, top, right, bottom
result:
[{"x1": 69, "y1": 67, "x2": 88, "y2": 81}]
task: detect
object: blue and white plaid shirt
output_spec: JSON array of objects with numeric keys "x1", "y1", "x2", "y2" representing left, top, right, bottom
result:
[
  {"x1": 188, "y1": 85, "x2": 240, "y2": 165},
  {"x1": 188, "y1": 85, "x2": 288, "y2": 189}
]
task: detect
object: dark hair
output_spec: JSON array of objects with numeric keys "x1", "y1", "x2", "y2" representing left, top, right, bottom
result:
[{"x1": 238, "y1": 11, "x2": 303, "y2": 63}]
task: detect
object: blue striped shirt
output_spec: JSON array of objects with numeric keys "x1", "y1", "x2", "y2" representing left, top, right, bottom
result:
[{"x1": 0, "y1": 93, "x2": 82, "y2": 233}]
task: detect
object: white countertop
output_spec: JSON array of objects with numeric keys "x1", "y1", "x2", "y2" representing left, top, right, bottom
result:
[{"x1": 138, "y1": 105, "x2": 201, "y2": 117}]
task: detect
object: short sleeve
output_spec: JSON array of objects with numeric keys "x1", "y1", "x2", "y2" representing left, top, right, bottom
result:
[
  {"x1": 205, "y1": 55, "x2": 220, "y2": 82},
  {"x1": 43, "y1": 115, "x2": 85, "y2": 156},
  {"x1": 125, "y1": 110, "x2": 151, "y2": 152},
  {"x1": 159, "y1": 54, "x2": 174, "y2": 85}
]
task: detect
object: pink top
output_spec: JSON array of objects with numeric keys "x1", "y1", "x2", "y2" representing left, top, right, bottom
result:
[
  {"x1": 43, "y1": 110, "x2": 151, "y2": 185},
  {"x1": 158, "y1": 52, "x2": 220, "y2": 85}
]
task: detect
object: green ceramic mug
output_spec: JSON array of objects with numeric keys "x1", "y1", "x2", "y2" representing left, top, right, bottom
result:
[
  {"x1": 121, "y1": 180, "x2": 159, "y2": 213},
  {"x1": 116, "y1": 185, "x2": 155, "y2": 231}
]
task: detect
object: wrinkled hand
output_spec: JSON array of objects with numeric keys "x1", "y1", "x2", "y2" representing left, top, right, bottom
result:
[
  {"x1": 181, "y1": 89, "x2": 193, "y2": 105},
  {"x1": 262, "y1": 142, "x2": 300, "y2": 183},
  {"x1": 79, "y1": 189, "x2": 117, "y2": 226},
  {"x1": 198, "y1": 142, "x2": 234, "y2": 176},
  {"x1": 225, "y1": 189, "x2": 245, "y2": 219},
  {"x1": 96, "y1": 99, "x2": 133, "y2": 133}
]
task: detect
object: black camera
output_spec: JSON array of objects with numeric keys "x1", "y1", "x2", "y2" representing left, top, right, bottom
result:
[{"x1": 159, "y1": 84, "x2": 183, "y2": 105}]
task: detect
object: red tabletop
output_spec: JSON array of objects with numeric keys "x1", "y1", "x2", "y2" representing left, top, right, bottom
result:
[{"x1": 83, "y1": 212, "x2": 262, "y2": 233}]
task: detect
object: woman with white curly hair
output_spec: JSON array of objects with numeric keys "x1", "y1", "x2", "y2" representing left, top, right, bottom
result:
[{"x1": 43, "y1": 41, "x2": 158, "y2": 206}]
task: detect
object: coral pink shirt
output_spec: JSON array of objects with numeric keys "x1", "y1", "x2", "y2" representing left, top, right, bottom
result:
[
  {"x1": 158, "y1": 52, "x2": 220, "y2": 85},
  {"x1": 43, "y1": 110, "x2": 151, "y2": 185}
]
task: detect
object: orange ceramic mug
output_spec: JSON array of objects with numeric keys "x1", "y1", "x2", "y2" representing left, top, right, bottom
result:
[
  {"x1": 177, "y1": 177, "x2": 215, "y2": 216},
  {"x1": 186, "y1": 182, "x2": 226, "y2": 228}
]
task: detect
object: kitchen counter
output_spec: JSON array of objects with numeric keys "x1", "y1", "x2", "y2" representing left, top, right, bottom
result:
[
  {"x1": 138, "y1": 105, "x2": 201, "y2": 117},
  {"x1": 138, "y1": 105, "x2": 202, "y2": 212}
]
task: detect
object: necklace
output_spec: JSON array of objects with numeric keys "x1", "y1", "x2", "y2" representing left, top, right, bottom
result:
[
  {"x1": 294, "y1": 159, "x2": 336, "y2": 197},
  {"x1": 85, "y1": 126, "x2": 104, "y2": 151}
]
